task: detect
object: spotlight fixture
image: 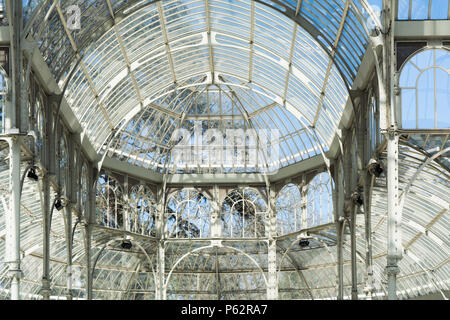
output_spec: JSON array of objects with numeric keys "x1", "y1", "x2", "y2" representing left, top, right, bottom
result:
[
  {"x1": 351, "y1": 192, "x2": 363, "y2": 206},
  {"x1": 299, "y1": 239, "x2": 310, "y2": 247},
  {"x1": 368, "y1": 159, "x2": 384, "y2": 177},
  {"x1": 120, "y1": 240, "x2": 132, "y2": 250},
  {"x1": 27, "y1": 168, "x2": 39, "y2": 181},
  {"x1": 54, "y1": 199, "x2": 64, "y2": 211}
]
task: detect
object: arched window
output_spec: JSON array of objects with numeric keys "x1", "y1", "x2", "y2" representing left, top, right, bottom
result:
[
  {"x1": 306, "y1": 172, "x2": 333, "y2": 227},
  {"x1": 276, "y1": 183, "x2": 303, "y2": 236},
  {"x1": 129, "y1": 184, "x2": 157, "y2": 236},
  {"x1": 96, "y1": 173, "x2": 123, "y2": 229},
  {"x1": 166, "y1": 188, "x2": 211, "y2": 238},
  {"x1": 221, "y1": 188, "x2": 266, "y2": 238},
  {"x1": 400, "y1": 48, "x2": 450, "y2": 129}
]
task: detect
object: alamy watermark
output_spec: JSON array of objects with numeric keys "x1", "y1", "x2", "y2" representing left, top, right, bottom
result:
[
  {"x1": 66, "y1": 4, "x2": 81, "y2": 30},
  {"x1": 170, "y1": 122, "x2": 280, "y2": 174}
]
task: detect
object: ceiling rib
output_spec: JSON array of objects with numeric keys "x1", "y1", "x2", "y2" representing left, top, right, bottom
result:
[
  {"x1": 312, "y1": 0, "x2": 350, "y2": 127},
  {"x1": 53, "y1": 0, "x2": 114, "y2": 130},
  {"x1": 157, "y1": 1, "x2": 178, "y2": 84},
  {"x1": 106, "y1": 0, "x2": 145, "y2": 111}
]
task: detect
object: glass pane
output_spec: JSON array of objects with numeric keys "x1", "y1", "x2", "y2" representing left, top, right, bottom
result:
[
  {"x1": 411, "y1": 0, "x2": 430, "y2": 19},
  {"x1": 411, "y1": 49, "x2": 433, "y2": 70},
  {"x1": 401, "y1": 88, "x2": 416, "y2": 128},
  {"x1": 397, "y1": 0, "x2": 410, "y2": 19},
  {"x1": 436, "y1": 68, "x2": 450, "y2": 128},
  {"x1": 417, "y1": 68, "x2": 435, "y2": 128},
  {"x1": 430, "y1": 0, "x2": 449, "y2": 19},
  {"x1": 400, "y1": 61, "x2": 421, "y2": 87},
  {"x1": 435, "y1": 48, "x2": 450, "y2": 70}
]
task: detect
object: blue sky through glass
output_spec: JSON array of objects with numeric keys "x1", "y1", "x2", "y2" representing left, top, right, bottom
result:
[
  {"x1": 400, "y1": 48, "x2": 450, "y2": 129},
  {"x1": 397, "y1": 0, "x2": 450, "y2": 20}
]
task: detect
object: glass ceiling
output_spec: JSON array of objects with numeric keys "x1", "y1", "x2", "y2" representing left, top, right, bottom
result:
[
  {"x1": 23, "y1": 0, "x2": 380, "y2": 173},
  {"x1": 106, "y1": 84, "x2": 325, "y2": 173}
]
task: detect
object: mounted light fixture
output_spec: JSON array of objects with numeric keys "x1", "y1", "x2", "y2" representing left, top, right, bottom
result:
[
  {"x1": 299, "y1": 239, "x2": 310, "y2": 247},
  {"x1": 27, "y1": 167, "x2": 39, "y2": 181},
  {"x1": 351, "y1": 191, "x2": 363, "y2": 206},
  {"x1": 54, "y1": 199, "x2": 64, "y2": 211},
  {"x1": 368, "y1": 158, "x2": 384, "y2": 177},
  {"x1": 120, "y1": 240, "x2": 132, "y2": 250}
]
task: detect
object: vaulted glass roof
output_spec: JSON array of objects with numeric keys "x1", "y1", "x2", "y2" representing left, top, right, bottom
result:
[{"x1": 24, "y1": 0, "x2": 380, "y2": 173}]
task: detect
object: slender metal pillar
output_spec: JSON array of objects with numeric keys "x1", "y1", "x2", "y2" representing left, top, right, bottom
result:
[
  {"x1": 6, "y1": 137, "x2": 22, "y2": 300},
  {"x1": 84, "y1": 224, "x2": 93, "y2": 300},
  {"x1": 157, "y1": 241, "x2": 165, "y2": 300},
  {"x1": 356, "y1": 90, "x2": 376, "y2": 300},
  {"x1": 363, "y1": 173, "x2": 375, "y2": 299},
  {"x1": 267, "y1": 239, "x2": 278, "y2": 299},
  {"x1": 331, "y1": 158, "x2": 345, "y2": 300},
  {"x1": 266, "y1": 185, "x2": 278, "y2": 299},
  {"x1": 155, "y1": 182, "x2": 166, "y2": 300},
  {"x1": 210, "y1": 185, "x2": 222, "y2": 238},
  {"x1": 7, "y1": 0, "x2": 27, "y2": 132},
  {"x1": 5, "y1": 0, "x2": 24, "y2": 301},
  {"x1": 383, "y1": 0, "x2": 401, "y2": 300},
  {"x1": 386, "y1": 130, "x2": 401, "y2": 300},
  {"x1": 65, "y1": 203, "x2": 73, "y2": 300},
  {"x1": 41, "y1": 171, "x2": 51, "y2": 300},
  {"x1": 350, "y1": 205, "x2": 358, "y2": 300},
  {"x1": 338, "y1": 130, "x2": 353, "y2": 300},
  {"x1": 336, "y1": 219, "x2": 344, "y2": 300},
  {"x1": 85, "y1": 164, "x2": 96, "y2": 300},
  {"x1": 65, "y1": 134, "x2": 76, "y2": 300}
]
